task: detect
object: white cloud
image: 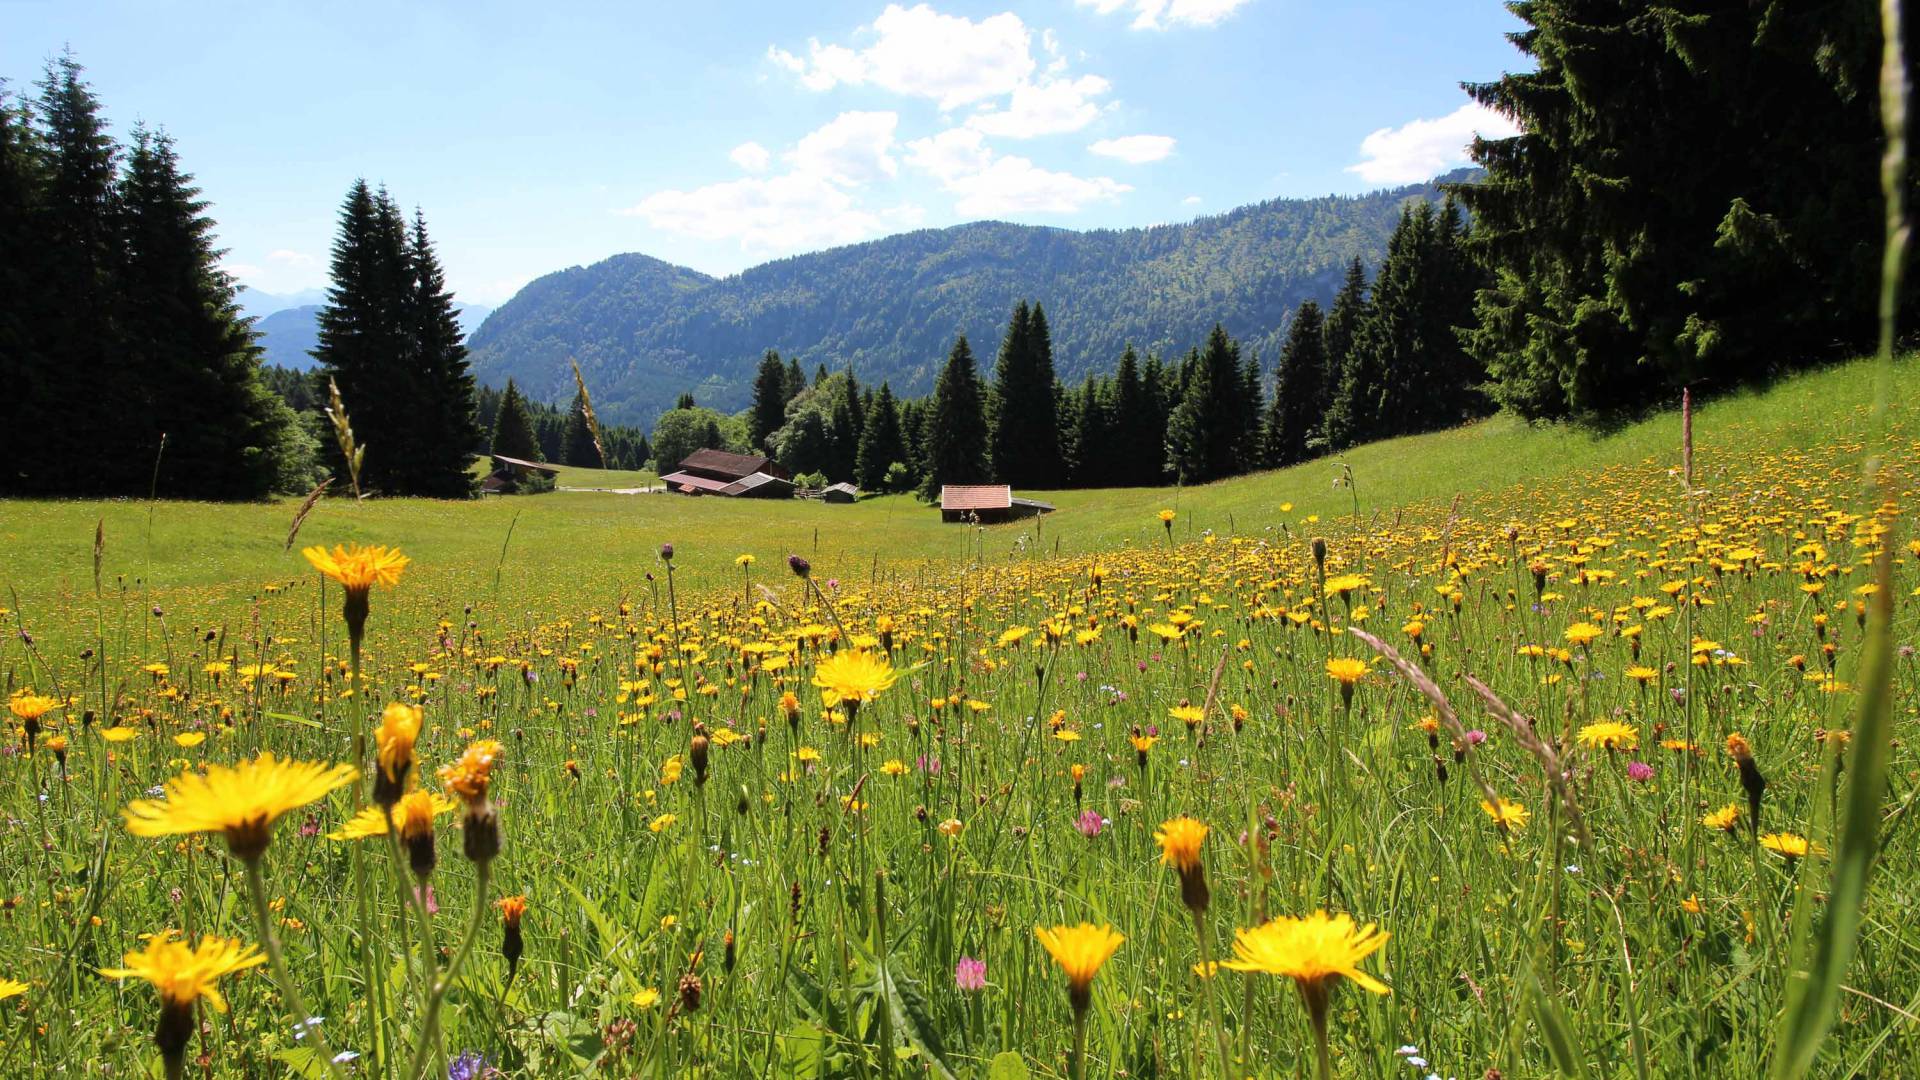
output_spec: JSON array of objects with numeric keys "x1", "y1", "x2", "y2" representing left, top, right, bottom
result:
[
  {"x1": 789, "y1": 110, "x2": 899, "y2": 185},
  {"x1": 1089, "y1": 134, "x2": 1176, "y2": 163},
  {"x1": 1346, "y1": 101, "x2": 1519, "y2": 185},
  {"x1": 623, "y1": 112, "x2": 913, "y2": 253},
  {"x1": 622, "y1": 171, "x2": 890, "y2": 251},
  {"x1": 1077, "y1": 0, "x2": 1253, "y2": 31},
  {"x1": 906, "y1": 127, "x2": 1128, "y2": 216},
  {"x1": 768, "y1": 4, "x2": 1035, "y2": 110},
  {"x1": 1181, "y1": 194, "x2": 1203, "y2": 205},
  {"x1": 730, "y1": 141, "x2": 772, "y2": 172},
  {"x1": 965, "y1": 74, "x2": 1112, "y2": 138},
  {"x1": 267, "y1": 249, "x2": 317, "y2": 267}
]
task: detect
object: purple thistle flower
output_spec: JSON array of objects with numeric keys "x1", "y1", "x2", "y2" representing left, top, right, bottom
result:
[
  {"x1": 1627, "y1": 761, "x2": 1654, "y2": 783},
  {"x1": 1075, "y1": 809, "x2": 1105, "y2": 837}
]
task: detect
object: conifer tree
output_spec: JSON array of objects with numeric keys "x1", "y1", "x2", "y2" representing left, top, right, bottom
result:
[
  {"x1": 563, "y1": 389, "x2": 599, "y2": 466},
  {"x1": 856, "y1": 381, "x2": 906, "y2": 491},
  {"x1": 989, "y1": 300, "x2": 1065, "y2": 488},
  {"x1": 404, "y1": 207, "x2": 479, "y2": 496},
  {"x1": 919, "y1": 335, "x2": 990, "y2": 499},
  {"x1": 1265, "y1": 300, "x2": 1328, "y2": 466},
  {"x1": 490, "y1": 379, "x2": 542, "y2": 462},
  {"x1": 22, "y1": 54, "x2": 124, "y2": 493},
  {"x1": 0, "y1": 80, "x2": 47, "y2": 485},
  {"x1": 1457, "y1": 0, "x2": 1913, "y2": 416},
  {"x1": 1164, "y1": 325, "x2": 1246, "y2": 484},
  {"x1": 1108, "y1": 346, "x2": 1156, "y2": 486},
  {"x1": 117, "y1": 127, "x2": 288, "y2": 498},
  {"x1": 747, "y1": 349, "x2": 789, "y2": 452},
  {"x1": 784, "y1": 357, "x2": 807, "y2": 402},
  {"x1": 828, "y1": 371, "x2": 863, "y2": 482}
]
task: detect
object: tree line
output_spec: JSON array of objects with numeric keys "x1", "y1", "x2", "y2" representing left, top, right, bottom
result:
[
  {"x1": 1, "y1": 56, "x2": 307, "y2": 499},
  {"x1": 686, "y1": 199, "x2": 1482, "y2": 497}
]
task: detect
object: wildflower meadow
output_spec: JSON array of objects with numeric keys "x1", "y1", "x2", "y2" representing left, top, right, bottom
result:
[{"x1": 2, "y1": 360, "x2": 1916, "y2": 1079}]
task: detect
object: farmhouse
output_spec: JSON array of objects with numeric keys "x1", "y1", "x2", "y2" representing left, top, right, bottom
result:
[
  {"x1": 659, "y1": 448, "x2": 796, "y2": 499},
  {"x1": 938, "y1": 484, "x2": 1055, "y2": 523},
  {"x1": 481, "y1": 454, "x2": 560, "y2": 494}
]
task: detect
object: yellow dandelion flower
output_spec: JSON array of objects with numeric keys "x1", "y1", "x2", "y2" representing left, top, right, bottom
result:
[
  {"x1": 1221, "y1": 910, "x2": 1389, "y2": 995},
  {"x1": 1576, "y1": 721, "x2": 1639, "y2": 751},
  {"x1": 124, "y1": 752, "x2": 356, "y2": 861},
  {"x1": 300, "y1": 543, "x2": 409, "y2": 595},
  {"x1": 100, "y1": 934, "x2": 266, "y2": 1013},
  {"x1": 811, "y1": 649, "x2": 899, "y2": 708}
]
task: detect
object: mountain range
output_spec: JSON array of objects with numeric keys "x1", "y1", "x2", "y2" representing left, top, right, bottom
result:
[
  {"x1": 254, "y1": 302, "x2": 494, "y2": 370},
  {"x1": 457, "y1": 171, "x2": 1474, "y2": 426}
]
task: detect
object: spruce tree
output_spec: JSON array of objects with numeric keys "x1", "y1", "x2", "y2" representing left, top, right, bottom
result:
[
  {"x1": 0, "y1": 80, "x2": 46, "y2": 487},
  {"x1": 856, "y1": 381, "x2": 906, "y2": 491},
  {"x1": 1265, "y1": 300, "x2": 1328, "y2": 466},
  {"x1": 118, "y1": 127, "x2": 287, "y2": 499},
  {"x1": 403, "y1": 207, "x2": 480, "y2": 496},
  {"x1": 747, "y1": 349, "x2": 789, "y2": 452},
  {"x1": 919, "y1": 335, "x2": 990, "y2": 500},
  {"x1": 988, "y1": 301, "x2": 1065, "y2": 488},
  {"x1": 563, "y1": 389, "x2": 600, "y2": 466},
  {"x1": 490, "y1": 379, "x2": 542, "y2": 461},
  {"x1": 1108, "y1": 346, "x2": 1156, "y2": 486},
  {"x1": 1457, "y1": 0, "x2": 1913, "y2": 416},
  {"x1": 784, "y1": 357, "x2": 807, "y2": 402},
  {"x1": 24, "y1": 54, "x2": 124, "y2": 493},
  {"x1": 1164, "y1": 325, "x2": 1246, "y2": 484}
]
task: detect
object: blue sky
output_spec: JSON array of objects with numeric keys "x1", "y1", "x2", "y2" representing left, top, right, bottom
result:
[{"x1": 2, "y1": 1, "x2": 1526, "y2": 305}]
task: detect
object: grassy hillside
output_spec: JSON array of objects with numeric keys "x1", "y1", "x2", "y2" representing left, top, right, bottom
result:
[{"x1": 4, "y1": 352, "x2": 1910, "y2": 646}]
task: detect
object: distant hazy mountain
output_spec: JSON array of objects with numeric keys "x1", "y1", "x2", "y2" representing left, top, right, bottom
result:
[
  {"x1": 253, "y1": 302, "x2": 495, "y2": 370},
  {"x1": 467, "y1": 173, "x2": 1473, "y2": 426},
  {"x1": 236, "y1": 287, "x2": 327, "y2": 320}
]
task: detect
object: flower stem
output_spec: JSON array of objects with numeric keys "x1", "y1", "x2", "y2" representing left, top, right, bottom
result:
[
  {"x1": 407, "y1": 862, "x2": 491, "y2": 1080},
  {"x1": 244, "y1": 860, "x2": 348, "y2": 1080}
]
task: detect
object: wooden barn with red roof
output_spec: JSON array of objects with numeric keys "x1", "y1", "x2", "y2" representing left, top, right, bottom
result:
[
  {"x1": 938, "y1": 484, "x2": 1054, "y2": 523},
  {"x1": 659, "y1": 449, "x2": 796, "y2": 499}
]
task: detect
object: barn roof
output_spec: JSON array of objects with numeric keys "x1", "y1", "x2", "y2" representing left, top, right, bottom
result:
[
  {"x1": 659, "y1": 470, "x2": 732, "y2": 494},
  {"x1": 490, "y1": 454, "x2": 559, "y2": 474},
  {"x1": 720, "y1": 472, "x2": 794, "y2": 496},
  {"x1": 678, "y1": 448, "x2": 781, "y2": 480},
  {"x1": 940, "y1": 484, "x2": 1012, "y2": 512}
]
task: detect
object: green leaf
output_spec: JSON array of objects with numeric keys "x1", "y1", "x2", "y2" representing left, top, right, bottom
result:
[
  {"x1": 1524, "y1": 959, "x2": 1589, "y2": 1079},
  {"x1": 778, "y1": 1022, "x2": 828, "y2": 1080},
  {"x1": 987, "y1": 1050, "x2": 1032, "y2": 1080},
  {"x1": 1769, "y1": 546, "x2": 1897, "y2": 1078},
  {"x1": 872, "y1": 957, "x2": 958, "y2": 1080},
  {"x1": 272, "y1": 1047, "x2": 333, "y2": 1080},
  {"x1": 265, "y1": 710, "x2": 323, "y2": 729}
]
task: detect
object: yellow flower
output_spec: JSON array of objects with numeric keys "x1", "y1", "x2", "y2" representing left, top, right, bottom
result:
[
  {"x1": 1035, "y1": 923, "x2": 1125, "y2": 997},
  {"x1": 124, "y1": 752, "x2": 356, "y2": 861},
  {"x1": 1480, "y1": 798, "x2": 1530, "y2": 831},
  {"x1": 648, "y1": 813, "x2": 677, "y2": 833},
  {"x1": 1625, "y1": 665, "x2": 1659, "y2": 685},
  {"x1": 1325, "y1": 657, "x2": 1368, "y2": 686},
  {"x1": 0, "y1": 978, "x2": 26, "y2": 1000},
  {"x1": 8, "y1": 692, "x2": 59, "y2": 722},
  {"x1": 438, "y1": 740, "x2": 504, "y2": 804},
  {"x1": 327, "y1": 792, "x2": 457, "y2": 841},
  {"x1": 1154, "y1": 816, "x2": 1208, "y2": 874},
  {"x1": 998, "y1": 626, "x2": 1033, "y2": 647},
  {"x1": 1576, "y1": 721, "x2": 1639, "y2": 751},
  {"x1": 173, "y1": 732, "x2": 207, "y2": 748},
  {"x1": 1323, "y1": 574, "x2": 1368, "y2": 597},
  {"x1": 1221, "y1": 911, "x2": 1389, "y2": 995},
  {"x1": 811, "y1": 649, "x2": 899, "y2": 708},
  {"x1": 1168, "y1": 704, "x2": 1205, "y2": 727},
  {"x1": 1760, "y1": 832, "x2": 1823, "y2": 859},
  {"x1": 734, "y1": 554, "x2": 755, "y2": 566},
  {"x1": 301, "y1": 543, "x2": 409, "y2": 595},
  {"x1": 100, "y1": 726, "x2": 139, "y2": 742},
  {"x1": 632, "y1": 987, "x2": 662, "y2": 1008},
  {"x1": 937, "y1": 818, "x2": 964, "y2": 838},
  {"x1": 1563, "y1": 622, "x2": 1603, "y2": 647},
  {"x1": 374, "y1": 703, "x2": 423, "y2": 784},
  {"x1": 1702, "y1": 803, "x2": 1742, "y2": 831},
  {"x1": 1158, "y1": 509, "x2": 1176, "y2": 524},
  {"x1": 100, "y1": 934, "x2": 266, "y2": 1013}
]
